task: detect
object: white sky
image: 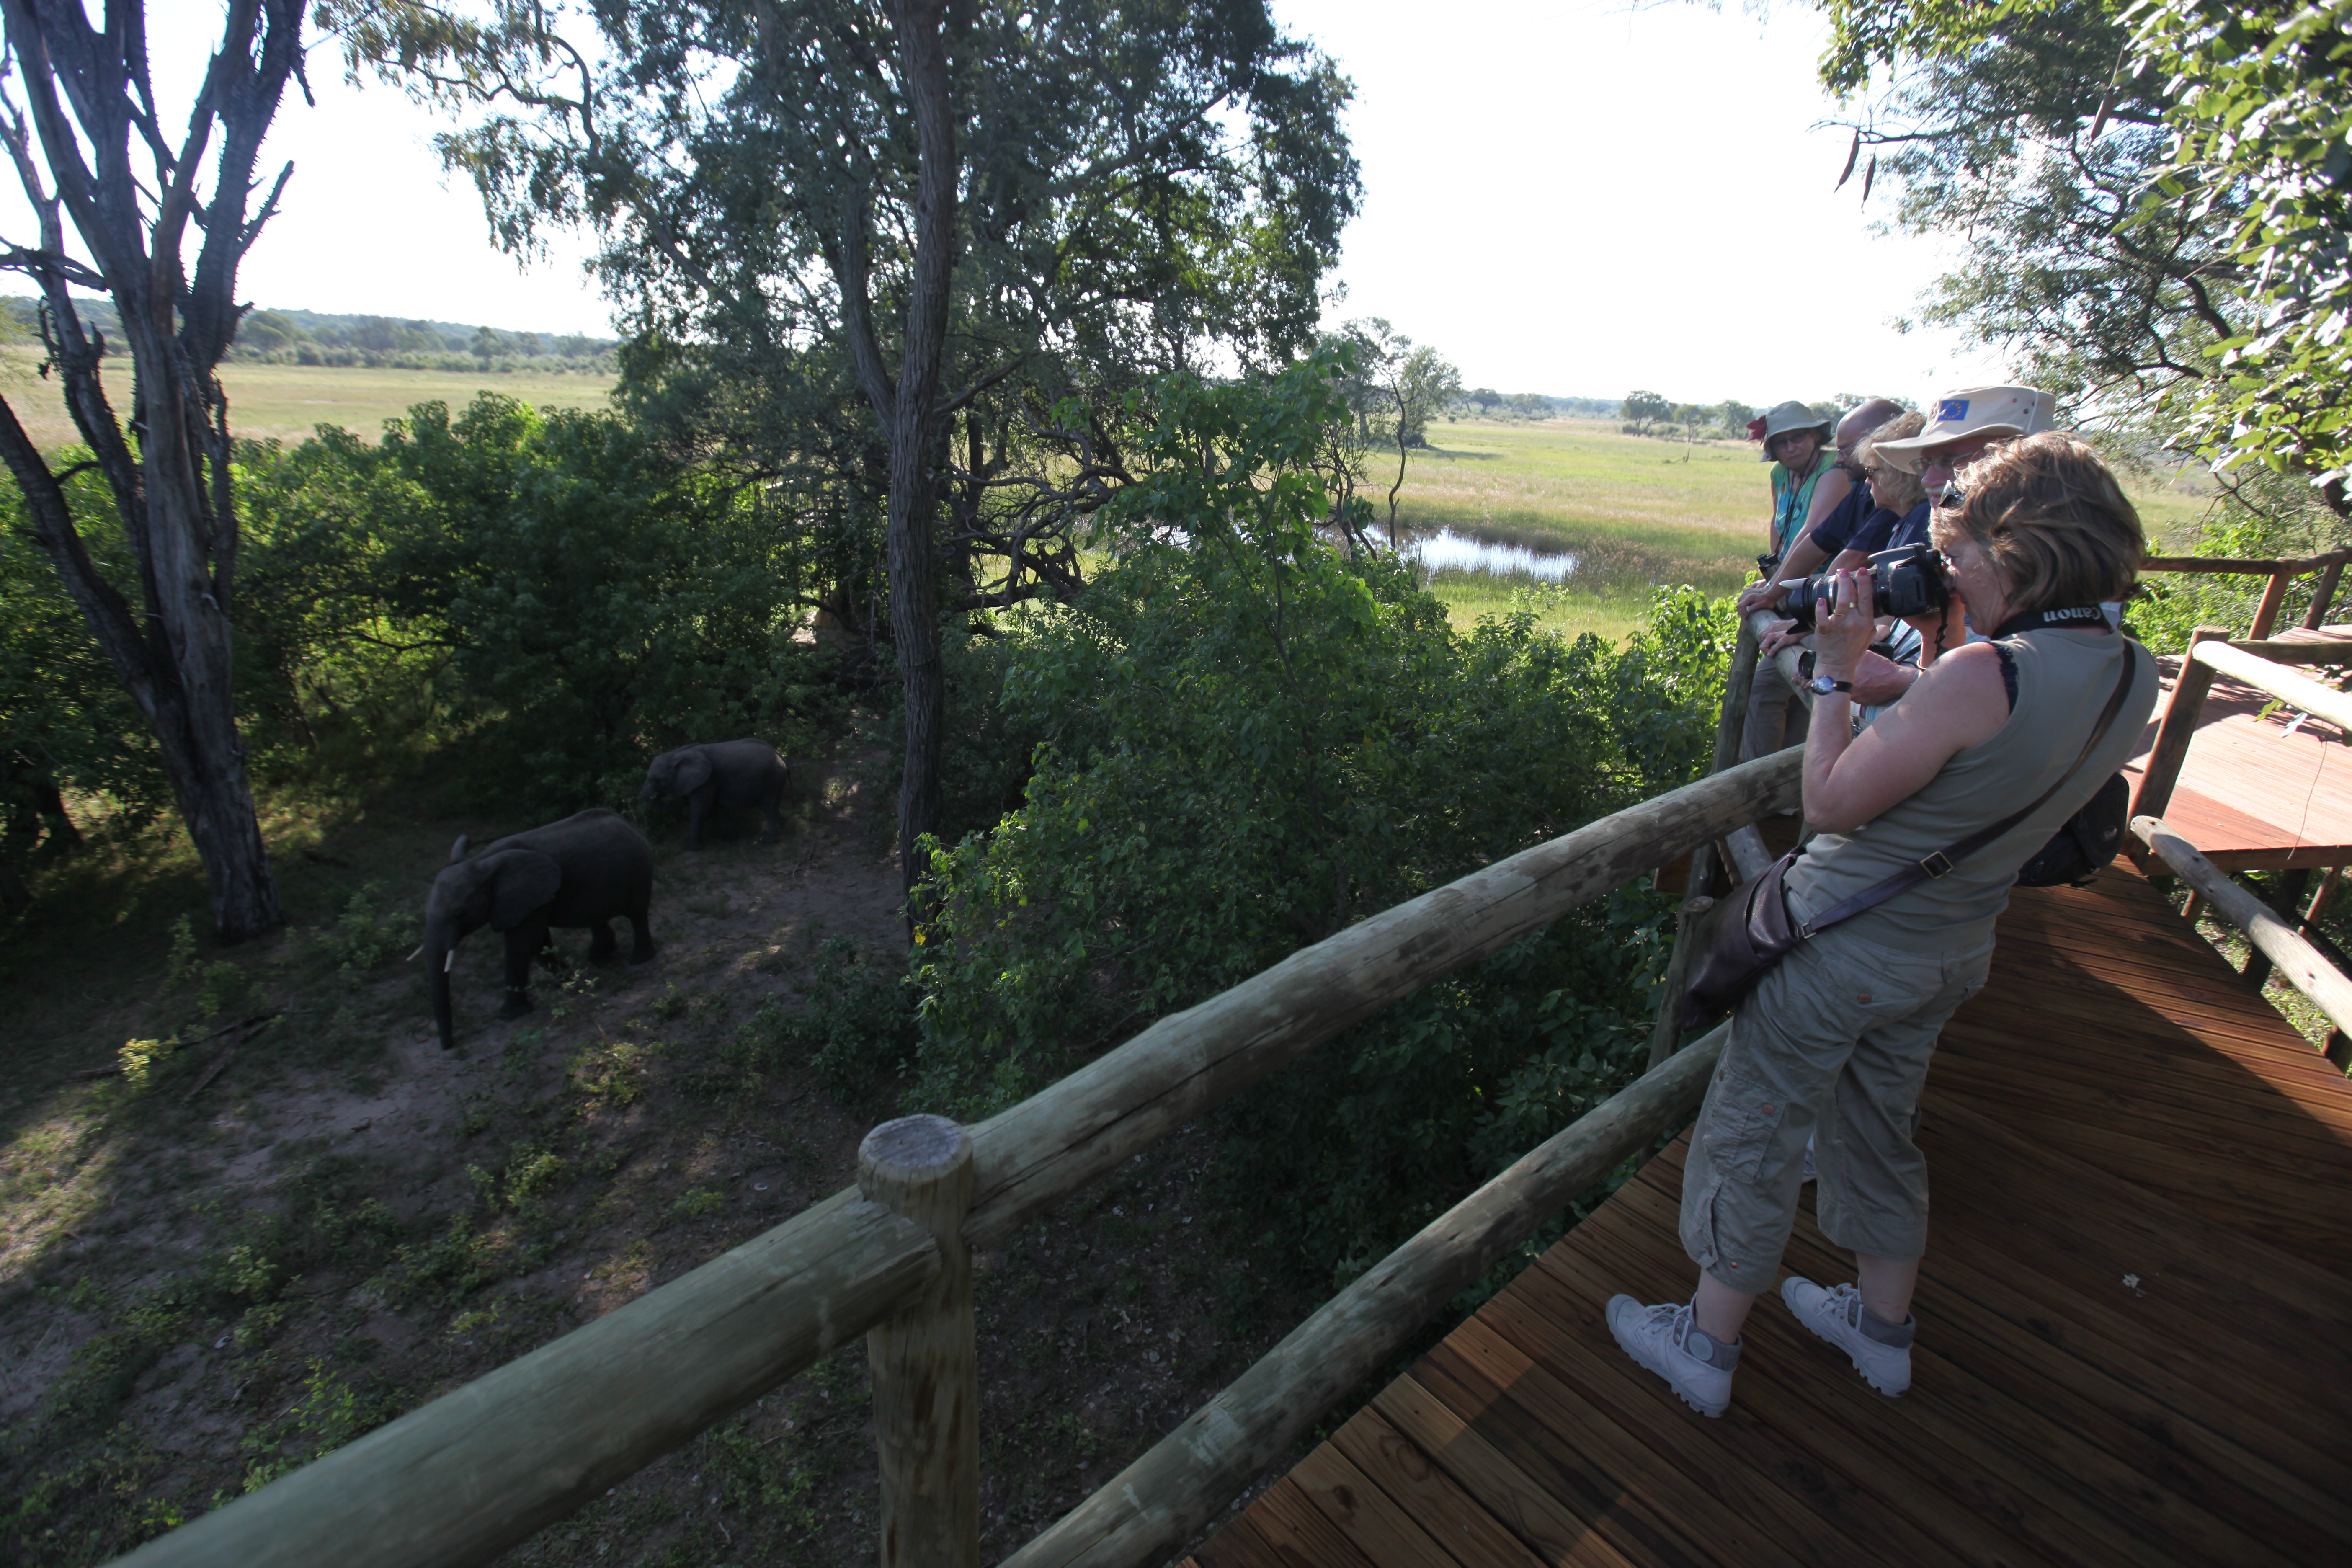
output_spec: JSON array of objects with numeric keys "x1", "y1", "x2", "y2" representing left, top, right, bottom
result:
[{"x1": 4, "y1": 2, "x2": 2011, "y2": 406}]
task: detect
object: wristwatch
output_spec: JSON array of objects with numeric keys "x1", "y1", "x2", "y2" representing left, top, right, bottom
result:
[{"x1": 1807, "y1": 675, "x2": 1854, "y2": 696}]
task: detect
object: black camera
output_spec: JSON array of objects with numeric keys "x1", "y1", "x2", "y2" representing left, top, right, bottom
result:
[{"x1": 1782, "y1": 544, "x2": 1952, "y2": 631}]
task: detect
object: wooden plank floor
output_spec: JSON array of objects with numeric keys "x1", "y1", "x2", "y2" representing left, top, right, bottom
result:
[
  {"x1": 2122, "y1": 645, "x2": 2352, "y2": 870},
  {"x1": 1191, "y1": 867, "x2": 2352, "y2": 1567}
]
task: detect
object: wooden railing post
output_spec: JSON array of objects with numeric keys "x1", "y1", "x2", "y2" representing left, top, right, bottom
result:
[
  {"x1": 1647, "y1": 618, "x2": 1758, "y2": 1065},
  {"x1": 2133, "y1": 625, "x2": 2229, "y2": 822},
  {"x1": 2250, "y1": 570, "x2": 2292, "y2": 640},
  {"x1": 860, "y1": 1115, "x2": 980, "y2": 1568},
  {"x1": 2303, "y1": 560, "x2": 2345, "y2": 630}
]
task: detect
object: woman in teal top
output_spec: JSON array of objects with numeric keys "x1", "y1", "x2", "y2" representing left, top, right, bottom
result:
[{"x1": 1745, "y1": 402, "x2": 1853, "y2": 758}]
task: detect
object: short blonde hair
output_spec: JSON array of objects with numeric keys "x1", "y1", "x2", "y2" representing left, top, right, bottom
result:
[
  {"x1": 1855, "y1": 413, "x2": 1927, "y2": 514},
  {"x1": 1929, "y1": 432, "x2": 2143, "y2": 613}
]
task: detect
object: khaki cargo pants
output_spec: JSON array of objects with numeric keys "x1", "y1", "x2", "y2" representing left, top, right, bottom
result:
[{"x1": 1679, "y1": 921, "x2": 1993, "y2": 1291}]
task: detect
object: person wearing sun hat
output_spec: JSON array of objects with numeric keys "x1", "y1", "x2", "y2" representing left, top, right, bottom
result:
[
  {"x1": 1836, "y1": 386, "x2": 2058, "y2": 564},
  {"x1": 1740, "y1": 400, "x2": 1854, "y2": 760}
]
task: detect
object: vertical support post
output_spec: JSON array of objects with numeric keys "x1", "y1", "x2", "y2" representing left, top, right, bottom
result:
[
  {"x1": 1648, "y1": 618, "x2": 1760, "y2": 1065},
  {"x1": 1648, "y1": 873, "x2": 1714, "y2": 1070},
  {"x1": 2303, "y1": 560, "x2": 2344, "y2": 631},
  {"x1": 859, "y1": 1114, "x2": 979, "y2": 1568},
  {"x1": 1713, "y1": 618, "x2": 1761, "y2": 776},
  {"x1": 2302, "y1": 866, "x2": 2343, "y2": 933},
  {"x1": 2134, "y1": 626, "x2": 2229, "y2": 822},
  {"x1": 2251, "y1": 570, "x2": 2292, "y2": 640}
]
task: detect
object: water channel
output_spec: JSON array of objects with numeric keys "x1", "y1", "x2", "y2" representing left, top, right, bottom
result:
[{"x1": 1406, "y1": 528, "x2": 1578, "y2": 581}]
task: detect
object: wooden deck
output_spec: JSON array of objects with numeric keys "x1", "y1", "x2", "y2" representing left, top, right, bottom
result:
[
  {"x1": 1191, "y1": 867, "x2": 2352, "y2": 1567},
  {"x1": 2123, "y1": 632, "x2": 2352, "y2": 871}
]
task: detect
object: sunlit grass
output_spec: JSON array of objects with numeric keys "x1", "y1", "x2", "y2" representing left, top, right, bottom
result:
[{"x1": 0, "y1": 347, "x2": 620, "y2": 448}]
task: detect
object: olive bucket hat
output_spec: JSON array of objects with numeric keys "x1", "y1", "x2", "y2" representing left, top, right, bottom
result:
[{"x1": 1750, "y1": 400, "x2": 1834, "y2": 463}]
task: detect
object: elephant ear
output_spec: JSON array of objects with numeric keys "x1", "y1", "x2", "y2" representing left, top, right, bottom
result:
[
  {"x1": 484, "y1": 849, "x2": 563, "y2": 931},
  {"x1": 672, "y1": 748, "x2": 714, "y2": 794},
  {"x1": 449, "y1": 834, "x2": 471, "y2": 864}
]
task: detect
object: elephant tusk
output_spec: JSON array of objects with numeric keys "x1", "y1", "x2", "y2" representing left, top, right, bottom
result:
[
  {"x1": 405, "y1": 945, "x2": 423, "y2": 963},
  {"x1": 444, "y1": 950, "x2": 455, "y2": 972}
]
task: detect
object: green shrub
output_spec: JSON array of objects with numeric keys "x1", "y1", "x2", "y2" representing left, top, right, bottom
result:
[
  {"x1": 194, "y1": 961, "x2": 250, "y2": 1019},
  {"x1": 726, "y1": 938, "x2": 919, "y2": 1105},
  {"x1": 315, "y1": 882, "x2": 413, "y2": 971}
]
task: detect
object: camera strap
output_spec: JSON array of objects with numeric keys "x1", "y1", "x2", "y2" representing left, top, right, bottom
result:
[
  {"x1": 1990, "y1": 605, "x2": 2110, "y2": 637},
  {"x1": 1792, "y1": 644, "x2": 2140, "y2": 937}
]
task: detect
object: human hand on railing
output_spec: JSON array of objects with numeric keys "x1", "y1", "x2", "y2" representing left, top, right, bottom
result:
[
  {"x1": 1756, "y1": 618, "x2": 1802, "y2": 658},
  {"x1": 1738, "y1": 578, "x2": 1790, "y2": 615}
]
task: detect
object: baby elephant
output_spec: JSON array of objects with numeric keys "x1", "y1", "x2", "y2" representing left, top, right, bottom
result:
[
  {"x1": 642, "y1": 739, "x2": 788, "y2": 849},
  {"x1": 422, "y1": 808, "x2": 656, "y2": 1052}
]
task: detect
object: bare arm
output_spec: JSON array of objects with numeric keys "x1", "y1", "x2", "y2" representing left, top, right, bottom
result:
[{"x1": 1801, "y1": 570, "x2": 2009, "y2": 833}]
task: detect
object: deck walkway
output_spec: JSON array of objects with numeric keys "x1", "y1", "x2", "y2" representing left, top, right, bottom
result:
[
  {"x1": 1190, "y1": 866, "x2": 2352, "y2": 1567},
  {"x1": 2122, "y1": 631, "x2": 2352, "y2": 871}
]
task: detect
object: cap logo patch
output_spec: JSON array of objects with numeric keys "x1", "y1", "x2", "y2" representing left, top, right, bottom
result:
[{"x1": 1937, "y1": 397, "x2": 1970, "y2": 421}]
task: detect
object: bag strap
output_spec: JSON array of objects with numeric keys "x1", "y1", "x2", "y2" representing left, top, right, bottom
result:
[{"x1": 1795, "y1": 642, "x2": 2139, "y2": 938}]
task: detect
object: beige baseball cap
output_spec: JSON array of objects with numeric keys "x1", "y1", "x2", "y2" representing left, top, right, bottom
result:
[{"x1": 1874, "y1": 385, "x2": 2057, "y2": 472}]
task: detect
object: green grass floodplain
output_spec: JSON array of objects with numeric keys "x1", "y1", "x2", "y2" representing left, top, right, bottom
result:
[
  {"x1": 0, "y1": 351, "x2": 622, "y2": 450},
  {"x1": 1399, "y1": 418, "x2": 2217, "y2": 645},
  {"x1": 0, "y1": 362, "x2": 2219, "y2": 648}
]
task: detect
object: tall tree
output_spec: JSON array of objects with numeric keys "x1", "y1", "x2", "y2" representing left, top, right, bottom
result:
[
  {"x1": 332, "y1": 0, "x2": 1357, "y2": 909},
  {"x1": 1816, "y1": 0, "x2": 2347, "y2": 516},
  {"x1": 0, "y1": 0, "x2": 306, "y2": 939}
]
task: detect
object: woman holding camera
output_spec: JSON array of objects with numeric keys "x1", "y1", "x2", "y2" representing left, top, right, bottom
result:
[{"x1": 1607, "y1": 433, "x2": 2159, "y2": 1416}]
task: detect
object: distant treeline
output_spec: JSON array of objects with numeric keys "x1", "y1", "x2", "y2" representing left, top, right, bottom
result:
[
  {"x1": 0, "y1": 297, "x2": 619, "y2": 374},
  {"x1": 1456, "y1": 388, "x2": 1620, "y2": 422}
]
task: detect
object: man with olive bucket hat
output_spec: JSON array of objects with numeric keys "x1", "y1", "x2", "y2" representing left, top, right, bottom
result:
[{"x1": 1742, "y1": 401, "x2": 1854, "y2": 761}]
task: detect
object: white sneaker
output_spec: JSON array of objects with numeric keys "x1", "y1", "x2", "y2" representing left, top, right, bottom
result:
[
  {"x1": 1605, "y1": 1296, "x2": 1736, "y2": 1417},
  {"x1": 1780, "y1": 1277, "x2": 1911, "y2": 1395}
]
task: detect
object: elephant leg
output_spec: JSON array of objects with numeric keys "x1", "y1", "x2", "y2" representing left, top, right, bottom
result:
[
  {"x1": 686, "y1": 792, "x2": 710, "y2": 851},
  {"x1": 627, "y1": 910, "x2": 658, "y2": 965},
  {"x1": 588, "y1": 919, "x2": 619, "y2": 962},
  {"x1": 499, "y1": 926, "x2": 545, "y2": 1019}
]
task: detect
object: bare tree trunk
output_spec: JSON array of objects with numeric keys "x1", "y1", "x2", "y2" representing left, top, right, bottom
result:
[
  {"x1": 881, "y1": 0, "x2": 958, "y2": 919},
  {"x1": 0, "y1": 0, "x2": 299, "y2": 942}
]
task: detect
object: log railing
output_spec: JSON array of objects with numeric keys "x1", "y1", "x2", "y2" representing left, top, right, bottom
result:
[
  {"x1": 2128, "y1": 631, "x2": 2352, "y2": 1070},
  {"x1": 108, "y1": 750, "x2": 1804, "y2": 1568},
  {"x1": 2141, "y1": 544, "x2": 2352, "y2": 640},
  {"x1": 2136, "y1": 816, "x2": 2352, "y2": 1072}
]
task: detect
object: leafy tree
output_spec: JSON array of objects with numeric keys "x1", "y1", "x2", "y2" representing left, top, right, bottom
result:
[
  {"x1": 905, "y1": 351, "x2": 1734, "y2": 1274},
  {"x1": 1816, "y1": 0, "x2": 2347, "y2": 515},
  {"x1": 330, "y1": 0, "x2": 1360, "y2": 913},
  {"x1": 2141, "y1": 2, "x2": 2352, "y2": 491},
  {"x1": 0, "y1": 473, "x2": 164, "y2": 915},
  {"x1": 0, "y1": 0, "x2": 303, "y2": 940},
  {"x1": 1717, "y1": 398, "x2": 1753, "y2": 433},
  {"x1": 1622, "y1": 389, "x2": 1670, "y2": 429},
  {"x1": 235, "y1": 395, "x2": 830, "y2": 809}
]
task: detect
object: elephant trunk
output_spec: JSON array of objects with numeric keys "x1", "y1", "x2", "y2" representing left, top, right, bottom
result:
[{"x1": 427, "y1": 922, "x2": 458, "y2": 1051}]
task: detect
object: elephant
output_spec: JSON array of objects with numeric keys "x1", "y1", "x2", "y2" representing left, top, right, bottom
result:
[
  {"x1": 641, "y1": 739, "x2": 789, "y2": 849},
  {"x1": 421, "y1": 808, "x2": 656, "y2": 1052}
]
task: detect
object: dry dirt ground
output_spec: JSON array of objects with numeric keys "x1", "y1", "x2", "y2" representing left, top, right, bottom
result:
[{"x1": 0, "y1": 764, "x2": 1323, "y2": 1567}]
